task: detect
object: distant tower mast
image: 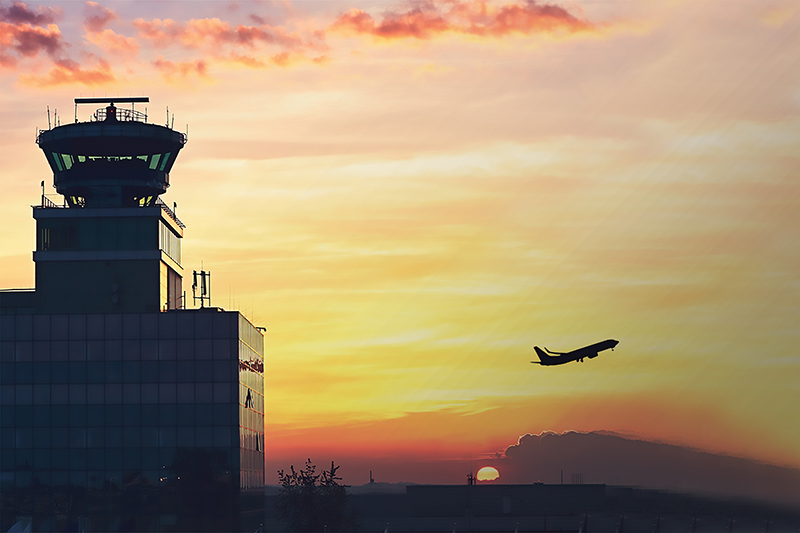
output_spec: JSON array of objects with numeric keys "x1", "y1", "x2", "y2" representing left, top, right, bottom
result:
[{"x1": 193, "y1": 270, "x2": 211, "y2": 308}]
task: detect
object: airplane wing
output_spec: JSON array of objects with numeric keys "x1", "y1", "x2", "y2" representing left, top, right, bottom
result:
[{"x1": 544, "y1": 347, "x2": 568, "y2": 355}]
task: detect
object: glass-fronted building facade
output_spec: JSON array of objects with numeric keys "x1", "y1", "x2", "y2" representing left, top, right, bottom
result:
[{"x1": 0, "y1": 310, "x2": 265, "y2": 532}]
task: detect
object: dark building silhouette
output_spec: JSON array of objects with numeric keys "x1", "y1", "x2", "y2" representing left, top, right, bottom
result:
[
  {"x1": 0, "y1": 98, "x2": 265, "y2": 532},
  {"x1": 263, "y1": 483, "x2": 800, "y2": 533}
]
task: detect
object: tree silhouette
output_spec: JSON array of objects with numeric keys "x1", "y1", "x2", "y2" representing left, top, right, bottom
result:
[{"x1": 277, "y1": 459, "x2": 357, "y2": 532}]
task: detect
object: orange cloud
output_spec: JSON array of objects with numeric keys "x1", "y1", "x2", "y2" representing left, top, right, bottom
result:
[
  {"x1": 83, "y1": 1, "x2": 116, "y2": 33},
  {"x1": 227, "y1": 51, "x2": 267, "y2": 68},
  {"x1": 133, "y1": 16, "x2": 304, "y2": 50},
  {"x1": 19, "y1": 56, "x2": 114, "y2": 87},
  {"x1": 330, "y1": 0, "x2": 595, "y2": 40},
  {"x1": 152, "y1": 55, "x2": 209, "y2": 82},
  {"x1": 83, "y1": 28, "x2": 139, "y2": 57}
]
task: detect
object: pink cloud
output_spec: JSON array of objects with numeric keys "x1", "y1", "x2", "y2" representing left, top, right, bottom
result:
[
  {"x1": 133, "y1": 17, "x2": 304, "y2": 50},
  {"x1": 331, "y1": 0, "x2": 595, "y2": 40},
  {"x1": 152, "y1": 55, "x2": 209, "y2": 82},
  {"x1": 0, "y1": 1, "x2": 61, "y2": 24},
  {"x1": 0, "y1": 21, "x2": 65, "y2": 60},
  {"x1": 83, "y1": 1, "x2": 117, "y2": 33}
]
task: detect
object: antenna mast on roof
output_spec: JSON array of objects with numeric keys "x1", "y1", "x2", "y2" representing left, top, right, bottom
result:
[{"x1": 192, "y1": 270, "x2": 211, "y2": 308}]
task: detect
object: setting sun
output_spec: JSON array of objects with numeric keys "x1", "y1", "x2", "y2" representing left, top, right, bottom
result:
[{"x1": 476, "y1": 467, "x2": 500, "y2": 482}]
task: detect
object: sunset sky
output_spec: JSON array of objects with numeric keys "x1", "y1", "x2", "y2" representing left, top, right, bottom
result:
[{"x1": 1, "y1": 0, "x2": 798, "y2": 485}]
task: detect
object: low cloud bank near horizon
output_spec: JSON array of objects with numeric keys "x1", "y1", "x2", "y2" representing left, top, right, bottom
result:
[{"x1": 500, "y1": 431, "x2": 799, "y2": 509}]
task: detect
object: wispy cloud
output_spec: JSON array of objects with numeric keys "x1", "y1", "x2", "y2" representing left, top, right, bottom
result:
[
  {"x1": 83, "y1": 28, "x2": 139, "y2": 58},
  {"x1": 133, "y1": 17, "x2": 305, "y2": 50},
  {"x1": 19, "y1": 56, "x2": 113, "y2": 86},
  {"x1": 80, "y1": 3, "x2": 138, "y2": 58},
  {"x1": 152, "y1": 55, "x2": 209, "y2": 82}
]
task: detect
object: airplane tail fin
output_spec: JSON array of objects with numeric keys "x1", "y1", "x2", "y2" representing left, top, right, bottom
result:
[{"x1": 533, "y1": 346, "x2": 548, "y2": 363}]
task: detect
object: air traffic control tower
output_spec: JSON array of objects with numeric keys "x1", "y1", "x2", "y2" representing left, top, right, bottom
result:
[
  {"x1": 32, "y1": 97, "x2": 185, "y2": 314},
  {"x1": 1, "y1": 98, "x2": 265, "y2": 532}
]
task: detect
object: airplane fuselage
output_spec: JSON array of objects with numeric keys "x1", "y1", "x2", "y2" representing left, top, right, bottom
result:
[{"x1": 533, "y1": 339, "x2": 618, "y2": 366}]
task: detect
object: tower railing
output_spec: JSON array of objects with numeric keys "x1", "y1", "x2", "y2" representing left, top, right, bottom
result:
[
  {"x1": 92, "y1": 107, "x2": 148, "y2": 123},
  {"x1": 36, "y1": 106, "x2": 187, "y2": 145},
  {"x1": 38, "y1": 195, "x2": 185, "y2": 228},
  {"x1": 40, "y1": 194, "x2": 66, "y2": 208},
  {"x1": 156, "y1": 198, "x2": 186, "y2": 229}
]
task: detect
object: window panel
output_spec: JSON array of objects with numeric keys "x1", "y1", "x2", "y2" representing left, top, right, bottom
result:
[
  {"x1": 87, "y1": 405, "x2": 104, "y2": 426},
  {"x1": 177, "y1": 383, "x2": 194, "y2": 403},
  {"x1": 31, "y1": 406, "x2": 48, "y2": 426},
  {"x1": 123, "y1": 383, "x2": 140, "y2": 403},
  {"x1": 141, "y1": 427, "x2": 158, "y2": 448},
  {"x1": 51, "y1": 405, "x2": 68, "y2": 426},
  {"x1": 105, "y1": 384, "x2": 122, "y2": 403},
  {"x1": 87, "y1": 362, "x2": 103, "y2": 383},
  {"x1": 51, "y1": 152, "x2": 63, "y2": 171},
  {"x1": 15, "y1": 384, "x2": 32, "y2": 404},
  {"x1": 159, "y1": 428, "x2": 176, "y2": 448},
  {"x1": 176, "y1": 404, "x2": 194, "y2": 426},
  {"x1": 123, "y1": 427, "x2": 140, "y2": 447},
  {"x1": 15, "y1": 362, "x2": 32, "y2": 383},
  {"x1": 105, "y1": 405, "x2": 123, "y2": 426},
  {"x1": 141, "y1": 383, "x2": 158, "y2": 404},
  {"x1": 69, "y1": 383, "x2": 87, "y2": 403},
  {"x1": 88, "y1": 451, "x2": 104, "y2": 470},
  {"x1": 15, "y1": 428, "x2": 32, "y2": 448},
  {"x1": 159, "y1": 405, "x2": 176, "y2": 426},
  {"x1": 32, "y1": 384, "x2": 50, "y2": 405},
  {"x1": 69, "y1": 405, "x2": 87, "y2": 426},
  {"x1": 105, "y1": 428, "x2": 123, "y2": 447},
  {"x1": 51, "y1": 428, "x2": 69, "y2": 448},
  {"x1": 158, "y1": 383, "x2": 176, "y2": 403},
  {"x1": 69, "y1": 427, "x2": 86, "y2": 448},
  {"x1": 87, "y1": 428, "x2": 104, "y2": 447},
  {"x1": 87, "y1": 384, "x2": 104, "y2": 404}
]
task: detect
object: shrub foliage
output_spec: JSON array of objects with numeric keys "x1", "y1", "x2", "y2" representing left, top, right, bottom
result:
[{"x1": 277, "y1": 459, "x2": 357, "y2": 532}]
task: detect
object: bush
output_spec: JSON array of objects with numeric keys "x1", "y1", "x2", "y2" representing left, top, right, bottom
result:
[{"x1": 277, "y1": 459, "x2": 358, "y2": 532}]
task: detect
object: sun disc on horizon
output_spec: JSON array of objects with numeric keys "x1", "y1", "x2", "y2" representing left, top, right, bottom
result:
[{"x1": 476, "y1": 466, "x2": 500, "y2": 482}]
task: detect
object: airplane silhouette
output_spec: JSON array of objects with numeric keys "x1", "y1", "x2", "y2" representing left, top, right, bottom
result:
[{"x1": 532, "y1": 339, "x2": 618, "y2": 366}]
